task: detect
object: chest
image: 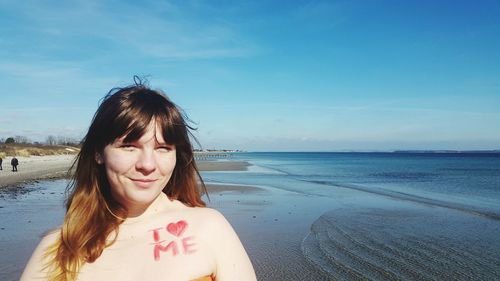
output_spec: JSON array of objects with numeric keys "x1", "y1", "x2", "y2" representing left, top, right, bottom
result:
[{"x1": 77, "y1": 221, "x2": 214, "y2": 281}]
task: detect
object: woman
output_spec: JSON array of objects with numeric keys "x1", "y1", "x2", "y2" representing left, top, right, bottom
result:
[{"x1": 21, "y1": 79, "x2": 256, "y2": 281}]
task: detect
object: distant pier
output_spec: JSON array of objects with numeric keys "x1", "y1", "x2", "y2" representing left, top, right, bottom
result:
[{"x1": 194, "y1": 152, "x2": 234, "y2": 160}]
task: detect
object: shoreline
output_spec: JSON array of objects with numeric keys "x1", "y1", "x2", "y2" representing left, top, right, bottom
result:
[{"x1": 0, "y1": 155, "x2": 249, "y2": 189}]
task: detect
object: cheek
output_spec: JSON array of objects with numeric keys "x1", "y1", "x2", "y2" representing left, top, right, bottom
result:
[
  {"x1": 104, "y1": 152, "x2": 135, "y2": 175},
  {"x1": 159, "y1": 154, "x2": 177, "y2": 175}
]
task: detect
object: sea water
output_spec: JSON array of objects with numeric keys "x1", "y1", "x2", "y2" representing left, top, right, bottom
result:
[{"x1": 202, "y1": 152, "x2": 500, "y2": 280}]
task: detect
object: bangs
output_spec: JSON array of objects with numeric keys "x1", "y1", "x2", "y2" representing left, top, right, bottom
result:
[
  {"x1": 115, "y1": 96, "x2": 186, "y2": 146},
  {"x1": 120, "y1": 113, "x2": 185, "y2": 146},
  {"x1": 92, "y1": 86, "x2": 191, "y2": 151},
  {"x1": 156, "y1": 113, "x2": 188, "y2": 146},
  {"x1": 104, "y1": 99, "x2": 157, "y2": 145},
  {"x1": 121, "y1": 113, "x2": 154, "y2": 143}
]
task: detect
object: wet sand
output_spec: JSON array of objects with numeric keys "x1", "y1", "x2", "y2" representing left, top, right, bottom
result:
[
  {"x1": 207, "y1": 183, "x2": 334, "y2": 280},
  {"x1": 196, "y1": 160, "x2": 249, "y2": 171}
]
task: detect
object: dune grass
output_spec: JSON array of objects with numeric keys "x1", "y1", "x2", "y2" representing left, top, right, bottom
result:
[{"x1": 0, "y1": 144, "x2": 80, "y2": 158}]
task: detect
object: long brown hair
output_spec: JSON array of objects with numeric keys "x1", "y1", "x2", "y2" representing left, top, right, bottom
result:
[{"x1": 45, "y1": 79, "x2": 206, "y2": 280}]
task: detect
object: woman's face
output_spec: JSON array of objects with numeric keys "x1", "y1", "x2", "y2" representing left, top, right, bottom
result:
[{"x1": 100, "y1": 121, "x2": 176, "y2": 216}]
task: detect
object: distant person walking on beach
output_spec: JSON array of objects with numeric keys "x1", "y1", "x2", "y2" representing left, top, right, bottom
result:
[
  {"x1": 11, "y1": 157, "x2": 19, "y2": 172},
  {"x1": 0, "y1": 157, "x2": 3, "y2": 170},
  {"x1": 21, "y1": 77, "x2": 256, "y2": 281}
]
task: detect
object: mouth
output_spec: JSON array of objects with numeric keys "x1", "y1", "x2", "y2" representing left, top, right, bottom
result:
[{"x1": 130, "y1": 178, "x2": 157, "y2": 188}]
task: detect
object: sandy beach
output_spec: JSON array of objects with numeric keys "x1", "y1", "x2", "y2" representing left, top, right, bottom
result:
[{"x1": 0, "y1": 155, "x2": 77, "y2": 188}]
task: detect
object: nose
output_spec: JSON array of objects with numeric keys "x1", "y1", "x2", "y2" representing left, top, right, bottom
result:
[{"x1": 135, "y1": 149, "x2": 156, "y2": 174}]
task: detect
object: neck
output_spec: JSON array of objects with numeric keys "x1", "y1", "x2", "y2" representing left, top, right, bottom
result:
[{"x1": 124, "y1": 193, "x2": 170, "y2": 223}]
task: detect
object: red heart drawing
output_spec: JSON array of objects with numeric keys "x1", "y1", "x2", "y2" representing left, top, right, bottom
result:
[{"x1": 167, "y1": 220, "x2": 188, "y2": 237}]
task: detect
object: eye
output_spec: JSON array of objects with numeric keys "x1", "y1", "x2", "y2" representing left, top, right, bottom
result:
[
  {"x1": 119, "y1": 143, "x2": 136, "y2": 151},
  {"x1": 157, "y1": 145, "x2": 174, "y2": 152}
]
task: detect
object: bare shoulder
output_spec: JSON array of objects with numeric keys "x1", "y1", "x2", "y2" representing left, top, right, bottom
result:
[
  {"x1": 163, "y1": 203, "x2": 233, "y2": 237},
  {"x1": 40, "y1": 228, "x2": 60, "y2": 245},
  {"x1": 188, "y1": 208, "x2": 231, "y2": 231},
  {"x1": 186, "y1": 208, "x2": 257, "y2": 280},
  {"x1": 28, "y1": 228, "x2": 60, "y2": 257},
  {"x1": 190, "y1": 207, "x2": 226, "y2": 220},
  {"x1": 173, "y1": 207, "x2": 237, "y2": 246},
  {"x1": 19, "y1": 228, "x2": 60, "y2": 280}
]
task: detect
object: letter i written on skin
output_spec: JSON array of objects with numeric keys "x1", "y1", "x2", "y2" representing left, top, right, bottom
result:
[{"x1": 150, "y1": 228, "x2": 162, "y2": 242}]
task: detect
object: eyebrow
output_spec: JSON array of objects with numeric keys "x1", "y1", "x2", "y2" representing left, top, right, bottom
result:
[{"x1": 156, "y1": 142, "x2": 175, "y2": 146}]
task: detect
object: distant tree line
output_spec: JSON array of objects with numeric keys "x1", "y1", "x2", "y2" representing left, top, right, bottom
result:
[
  {"x1": 0, "y1": 135, "x2": 80, "y2": 146},
  {"x1": 45, "y1": 135, "x2": 80, "y2": 146}
]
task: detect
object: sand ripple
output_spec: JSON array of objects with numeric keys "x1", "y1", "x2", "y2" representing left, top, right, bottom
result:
[{"x1": 301, "y1": 208, "x2": 500, "y2": 281}]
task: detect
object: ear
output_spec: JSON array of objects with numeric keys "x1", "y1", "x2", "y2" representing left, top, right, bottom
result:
[{"x1": 95, "y1": 153, "x2": 103, "y2": 164}]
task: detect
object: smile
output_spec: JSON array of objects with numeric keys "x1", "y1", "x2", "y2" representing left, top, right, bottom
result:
[
  {"x1": 131, "y1": 178, "x2": 157, "y2": 182},
  {"x1": 130, "y1": 178, "x2": 158, "y2": 187}
]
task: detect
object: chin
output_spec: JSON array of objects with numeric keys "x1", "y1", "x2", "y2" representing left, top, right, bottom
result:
[{"x1": 119, "y1": 189, "x2": 163, "y2": 209}]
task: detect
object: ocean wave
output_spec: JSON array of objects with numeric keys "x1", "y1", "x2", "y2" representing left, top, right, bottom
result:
[
  {"x1": 301, "y1": 179, "x2": 500, "y2": 221},
  {"x1": 367, "y1": 172, "x2": 437, "y2": 181}
]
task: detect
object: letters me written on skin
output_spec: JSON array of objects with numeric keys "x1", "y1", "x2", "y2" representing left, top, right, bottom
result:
[{"x1": 149, "y1": 220, "x2": 196, "y2": 261}]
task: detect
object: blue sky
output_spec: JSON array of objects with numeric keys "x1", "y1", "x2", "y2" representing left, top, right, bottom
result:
[{"x1": 1, "y1": 0, "x2": 499, "y2": 151}]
